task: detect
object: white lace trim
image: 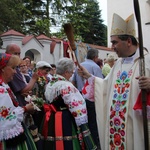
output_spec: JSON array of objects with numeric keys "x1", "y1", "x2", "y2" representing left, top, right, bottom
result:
[
  {"x1": 75, "y1": 115, "x2": 88, "y2": 126},
  {"x1": 0, "y1": 121, "x2": 24, "y2": 141},
  {"x1": 134, "y1": 106, "x2": 150, "y2": 118},
  {"x1": 0, "y1": 107, "x2": 24, "y2": 141}
]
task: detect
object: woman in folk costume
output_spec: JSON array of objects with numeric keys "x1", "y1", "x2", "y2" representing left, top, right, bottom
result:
[
  {"x1": 0, "y1": 53, "x2": 37, "y2": 150},
  {"x1": 39, "y1": 57, "x2": 97, "y2": 150},
  {"x1": 79, "y1": 13, "x2": 150, "y2": 150}
]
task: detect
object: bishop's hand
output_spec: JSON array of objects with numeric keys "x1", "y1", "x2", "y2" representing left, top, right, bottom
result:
[
  {"x1": 136, "y1": 76, "x2": 150, "y2": 92},
  {"x1": 77, "y1": 65, "x2": 91, "y2": 79}
]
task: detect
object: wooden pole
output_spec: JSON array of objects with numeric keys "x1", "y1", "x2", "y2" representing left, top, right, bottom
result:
[{"x1": 133, "y1": 0, "x2": 149, "y2": 149}]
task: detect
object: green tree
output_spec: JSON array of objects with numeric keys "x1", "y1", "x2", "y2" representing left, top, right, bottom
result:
[
  {"x1": 22, "y1": 0, "x2": 48, "y2": 35},
  {"x1": 50, "y1": 0, "x2": 107, "y2": 46},
  {"x1": 80, "y1": 0, "x2": 107, "y2": 46},
  {"x1": 0, "y1": 0, "x2": 50, "y2": 36},
  {"x1": 0, "y1": 0, "x2": 107, "y2": 46},
  {"x1": 66, "y1": 0, "x2": 107, "y2": 46},
  {"x1": 0, "y1": 0, "x2": 24, "y2": 33}
]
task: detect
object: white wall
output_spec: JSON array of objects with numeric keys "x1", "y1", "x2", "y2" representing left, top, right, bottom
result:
[
  {"x1": 0, "y1": 32, "x2": 116, "y2": 64},
  {"x1": 0, "y1": 35, "x2": 63, "y2": 64}
]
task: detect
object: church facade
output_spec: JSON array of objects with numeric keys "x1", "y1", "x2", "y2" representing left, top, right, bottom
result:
[{"x1": 0, "y1": 30, "x2": 116, "y2": 64}]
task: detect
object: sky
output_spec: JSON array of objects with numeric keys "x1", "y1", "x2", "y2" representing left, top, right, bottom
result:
[{"x1": 97, "y1": 0, "x2": 107, "y2": 25}]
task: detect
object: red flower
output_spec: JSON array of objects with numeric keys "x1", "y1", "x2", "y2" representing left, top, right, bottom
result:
[
  {"x1": 119, "y1": 111, "x2": 125, "y2": 121},
  {"x1": 114, "y1": 117, "x2": 121, "y2": 126},
  {"x1": 0, "y1": 88, "x2": 5, "y2": 94},
  {"x1": 61, "y1": 89, "x2": 68, "y2": 95},
  {"x1": 110, "y1": 110, "x2": 116, "y2": 119},
  {"x1": 110, "y1": 141, "x2": 115, "y2": 150},
  {"x1": 1, "y1": 108, "x2": 9, "y2": 118},
  {"x1": 111, "y1": 145, "x2": 115, "y2": 150},
  {"x1": 110, "y1": 128, "x2": 115, "y2": 134},
  {"x1": 81, "y1": 108, "x2": 86, "y2": 114},
  {"x1": 51, "y1": 77, "x2": 55, "y2": 81},
  {"x1": 78, "y1": 100, "x2": 83, "y2": 104},
  {"x1": 68, "y1": 86, "x2": 71, "y2": 91},
  {"x1": 72, "y1": 101, "x2": 78, "y2": 106},
  {"x1": 37, "y1": 71, "x2": 43, "y2": 76},
  {"x1": 119, "y1": 144, "x2": 125, "y2": 150},
  {"x1": 114, "y1": 133, "x2": 121, "y2": 146},
  {"x1": 120, "y1": 130, "x2": 125, "y2": 136},
  {"x1": 72, "y1": 111, "x2": 77, "y2": 117}
]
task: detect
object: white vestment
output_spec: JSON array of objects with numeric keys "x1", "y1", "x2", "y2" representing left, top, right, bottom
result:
[{"x1": 84, "y1": 49, "x2": 150, "y2": 150}]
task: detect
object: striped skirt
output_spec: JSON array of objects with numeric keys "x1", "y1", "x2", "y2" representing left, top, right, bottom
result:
[{"x1": 39, "y1": 106, "x2": 97, "y2": 150}]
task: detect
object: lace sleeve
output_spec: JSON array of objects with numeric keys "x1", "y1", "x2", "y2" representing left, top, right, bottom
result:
[
  {"x1": 0, "y1": 86, "x2": 24, "y2": 141},
  {"x1": 61, "y1": 82, "x2": 88, "y2": 126}
]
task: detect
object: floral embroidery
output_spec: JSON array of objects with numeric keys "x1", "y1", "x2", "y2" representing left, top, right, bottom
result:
[
  {"x1": 0, "y1": 76, "x2": 24, "y2": 141},
  {"x1": 0, "y1": 53, "x2": 11, "y2": 69},
  {"x1": 50, "y1": 75, "x2": 66, "y2": 86},
  {"x1": 0, "y1": 88, "x2": 5, "y2": 94},
  {"x1": 66, "y1": 99, "x2": 87, "y2": 117},
  {"x1": 48, "y1": 74, "x2": 87, "y2": 125},
  {"x1": 61, "y1": 87, "x2": 78, "y2": 96},
  {"x1": 71, "y1": 108, "x2": 87, "y2": 117},
  {"x1": 69, "y1": 99, "x2": 84, "y2": 108},
  {"x1": 109, "y1": 70, "x2": 132, "y2": 149},
  {"x1": 0, "y1": 106, "x2": 16, "y2": 121}
]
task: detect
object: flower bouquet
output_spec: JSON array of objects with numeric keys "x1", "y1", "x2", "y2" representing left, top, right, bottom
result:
[{"x1": 25, "y1": 95, "x2": 44, "y2": 111}]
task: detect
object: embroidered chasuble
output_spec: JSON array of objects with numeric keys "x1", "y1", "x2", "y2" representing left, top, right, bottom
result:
[{"x1": 83, "y1": 49, "x2": 150, "y2": 150}]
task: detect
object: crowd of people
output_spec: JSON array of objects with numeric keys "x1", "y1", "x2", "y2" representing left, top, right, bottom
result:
[
  {"x1": 0, "y1": 12, "x2": 150, "y2": 150},
  {"x1": 0, "y1": 44, "x2": 99, "y2": 149}
]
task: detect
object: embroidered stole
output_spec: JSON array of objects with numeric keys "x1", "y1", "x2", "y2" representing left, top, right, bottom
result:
[{"x1": 109, "y1": 60, "x2": 138, "y2": 149}]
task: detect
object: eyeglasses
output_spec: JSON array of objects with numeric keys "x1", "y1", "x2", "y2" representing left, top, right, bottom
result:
[
  {"x1": 14, "y1": 52, "x2": 21, "y2": 55},
  {"x1": 20, "y1": 65, "x2": 26, "y2": 68}
]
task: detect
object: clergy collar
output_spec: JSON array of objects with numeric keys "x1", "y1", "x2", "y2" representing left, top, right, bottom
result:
[
  {"x1": 128, "y1": 52, "x2": 136, "y2": 57},
  {"x1": 122, "y1": 50, "x2": 138, "y2": 64}
]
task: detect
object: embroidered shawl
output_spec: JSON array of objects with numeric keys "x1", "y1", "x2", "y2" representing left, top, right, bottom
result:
[
  {"x1": 45, "y1": 74, "x2": 88, "y2": 126},
  {"x1": 0, "y1": 81, "x2": 24, "y2": 141}
]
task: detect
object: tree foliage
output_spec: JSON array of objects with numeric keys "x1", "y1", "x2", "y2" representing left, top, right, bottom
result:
[
  {"x1": 79, "y1": 0, "x2": 107, "y2": 46},
  {"x1": 22, "y1": 0, "x2": 47, "y2": 35},
  {"x1": 0, "y1": 0, "x2": 107, "y2": 46},
  {"x1": 50, "y1": 0, "x2": 107, "y2": 46},
  {"x1": 0, "y1": 0, "x2": 24, "y2": 34}
]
